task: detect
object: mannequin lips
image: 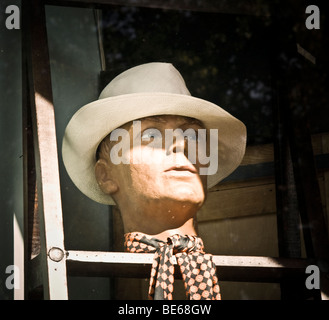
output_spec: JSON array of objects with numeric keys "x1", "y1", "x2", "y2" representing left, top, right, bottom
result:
[{"x1": 164, "y1": 165, "x2": 197, "y2": 175}]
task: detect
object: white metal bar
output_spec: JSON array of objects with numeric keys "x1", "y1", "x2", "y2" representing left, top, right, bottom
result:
[
  {"x1": 66, "y1": 250, "x2": 312, "y2": 283},
  {"x1": 14, "y1": 213, "x2": 24, "y2": 300},
  {"x1": 24, "y1": 0, "x2": 68, "y2": 299}
]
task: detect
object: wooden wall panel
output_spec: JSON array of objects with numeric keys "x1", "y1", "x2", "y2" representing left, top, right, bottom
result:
[
  {"x1": 240, "y1": 132, "x2": 329, "y2": 166},
  {"x1": 198, "y1": 214, "x2": 279, "y2": 256},
  {"x1": 198, "y1": 179, "x2": 276, "y2": 222}
]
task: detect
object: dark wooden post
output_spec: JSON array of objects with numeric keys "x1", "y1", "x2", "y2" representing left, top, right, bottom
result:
[{"x1": 271, "y1": 0, "x2": 329, "y2": 300}]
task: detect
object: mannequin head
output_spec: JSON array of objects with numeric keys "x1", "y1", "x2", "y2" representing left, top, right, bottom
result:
[{"x1": 94, "y1": 115, "x2": 208, "y2": 237}]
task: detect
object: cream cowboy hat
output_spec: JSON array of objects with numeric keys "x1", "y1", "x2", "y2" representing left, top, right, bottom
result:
[{"x1": 62, "y1": 62, "x2": 246, "y2": 205}]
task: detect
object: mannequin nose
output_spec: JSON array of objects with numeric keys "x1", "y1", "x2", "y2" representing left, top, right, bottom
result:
[{"x1": 166, "y1": 135, "x2": 188, "y2": 156}]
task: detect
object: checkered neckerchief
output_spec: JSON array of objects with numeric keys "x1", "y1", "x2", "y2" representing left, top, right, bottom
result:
[{"x1": 124, "y1": 232, "x2": 221, "y2": 300}]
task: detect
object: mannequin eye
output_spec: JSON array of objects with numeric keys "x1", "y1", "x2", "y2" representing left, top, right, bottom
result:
[
  {"x1": 183, "y1": 129, "x2": 199, "y2": 142},
  {"x1": 141, "y1": 128, "x2": 162, "y2": 141},
  {"x1": 184, "y1": 133, "x2": 197, "y2": 141}
]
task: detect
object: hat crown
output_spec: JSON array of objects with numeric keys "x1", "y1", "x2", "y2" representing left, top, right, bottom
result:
[{"x1": 99, "y1": 62, "x2": 191, "y2": 99}]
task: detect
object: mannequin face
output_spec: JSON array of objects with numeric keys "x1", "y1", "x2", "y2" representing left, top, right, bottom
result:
[{"x1": 95, "y1": 115, "x2": 209, "y2": 233}]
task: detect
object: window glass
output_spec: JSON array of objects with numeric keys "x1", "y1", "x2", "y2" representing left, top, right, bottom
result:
[{"x1": 101, "y1": 6, "x2": 274, "y2": 145}]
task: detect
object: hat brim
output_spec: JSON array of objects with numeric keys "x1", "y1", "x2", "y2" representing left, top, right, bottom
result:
[{"x1": 62, "y1": 92, "x2": 247, "y2": 205}]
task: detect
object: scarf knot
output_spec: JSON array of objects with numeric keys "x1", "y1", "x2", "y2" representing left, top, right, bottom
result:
[
  {"x1": 124, "y1": 232, "x2": 221, "y2": 300},
  {"x1": 166, "y1": 234, "x2": 203, "y2": 254}
]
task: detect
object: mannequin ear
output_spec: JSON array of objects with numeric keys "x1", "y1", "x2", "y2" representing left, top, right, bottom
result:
[{"x1": 95, "y1": 159, "x2": 118, "y2": 195}]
